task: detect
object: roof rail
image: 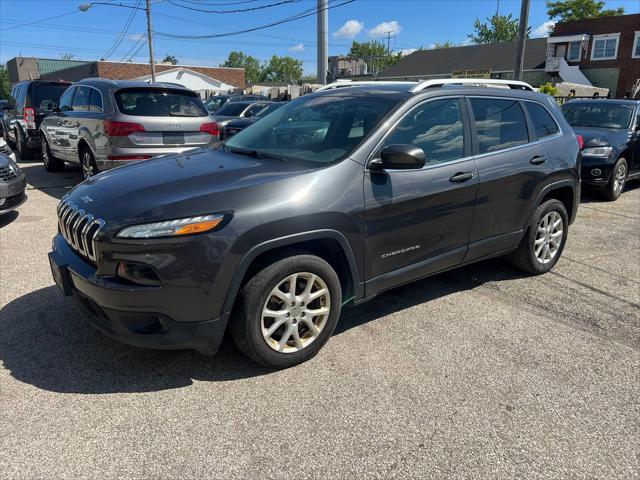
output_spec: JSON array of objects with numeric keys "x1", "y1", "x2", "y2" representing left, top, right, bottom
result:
[
  {"x1": 409, "y1": 78, "x2": 534, "y2": 93},
  {"x1": 316, "y1": 80, "x2": 417, "y2": 91}
]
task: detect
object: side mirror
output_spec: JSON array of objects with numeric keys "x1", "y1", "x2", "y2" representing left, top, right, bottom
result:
[
  {"x1": 371, "y1": 144, "x2": 426, "y2": 170},
  {"x1": 40, "y1": 100, "x2": 55, "y2": 112}
]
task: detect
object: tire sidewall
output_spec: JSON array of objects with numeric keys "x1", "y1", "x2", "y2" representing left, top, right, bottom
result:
[
  {"x1": 525, "y1": 199, "x2": 569, "y2": 274},
  {"x1": 607, "y1": 157, "x2": 627, "y2": 200},
  {"x1": 240, "y1": 255, "x2": 342, "y2": 368},
  {"x1": 42, "y1": 137, "x2": 50, "y2": 169}
]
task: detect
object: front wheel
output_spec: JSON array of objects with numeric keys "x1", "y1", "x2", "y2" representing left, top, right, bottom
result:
[
  {"x1": 230, "y1": 254, "x2": 342, "y2": 368},
  {"x1": 511, "y1": 199, "x2": 569, "y2": 275},
  {"x1": 602, "y1": 158, "x2": 627, "y2": 201}
]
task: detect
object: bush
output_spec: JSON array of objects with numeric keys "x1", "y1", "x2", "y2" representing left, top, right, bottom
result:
[{"x1": 538, "y1": 83, "x2": 559, "y2": 96}]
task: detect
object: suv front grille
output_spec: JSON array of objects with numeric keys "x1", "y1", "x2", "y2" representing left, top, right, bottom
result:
[
  {"x1": 0, "y1": 142, "x2": 13, "y2": 157},
  {"x1": 57, "y1": 197, "x2": 105, "y2": 262},
  {"x1": 0, "y1": 165, "x2": 18, "y2": 181}
]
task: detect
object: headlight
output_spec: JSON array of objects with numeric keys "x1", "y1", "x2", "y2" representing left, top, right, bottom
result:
[
  {"x1": 581, "y1": 146, "x2": 613, "y2": 157},
  {"x1": 116, "y1": 214, "x2": 225, "y2": 239}
]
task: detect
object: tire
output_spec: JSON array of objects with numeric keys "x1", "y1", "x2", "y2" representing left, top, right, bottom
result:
[
  {"x1": 41, "y1": 137, "x2": 65, "y2": 172},
  {"x1": 80, "y1": 146, "x2": 98, "y2": 179},
  {"x1": 602, "y1": 157, "x2": 627, "y2": 201},
  {"x1": 230, "y1": 254, "x2": 342, "y2": 368},
  {"x1": 511, "y1": 199, "x2": 569, "y2": 275},
  {"x1": 3, "y1": 126, "x2": 14, "y2": 147},
  {"x1": 15, "y1": 129, "x2": 34, "y2": 160}
]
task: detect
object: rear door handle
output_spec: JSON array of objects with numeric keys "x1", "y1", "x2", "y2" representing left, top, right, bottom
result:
[
  {"x1": 530, "y1": 155, "x2": 547, "y2": 165},
  {"x1": 449, "y1": 172, "x2": 474, "y2": 183}
]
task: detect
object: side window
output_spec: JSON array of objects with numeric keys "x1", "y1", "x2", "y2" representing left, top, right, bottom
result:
[
  {"x1": 525, "y1": 102, "x2": 559, "y2": 139},
  {"x1": 380, "y1": 97, "x2": 465, "y2": 165},
  {"x1": 72, "y1": 86, "x2": 91, "y2": 111},
  {"x1": 58, "y1": 87, "x2": 76, "y2": 112},
  {"x1": 15, "y1": 84, "x2": 27, "y2": 112},
  {"x1": 9, "y1": 86, "x2": 17, "y2": 109},
  {"x1": 88, "y1": 89, "x2": 103, "y2": 113},
  {"x1": 471, "y1": 98, "x2": 529, "y2": 154}
]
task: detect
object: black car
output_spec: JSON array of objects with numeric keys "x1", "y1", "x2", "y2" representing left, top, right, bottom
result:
[
  {"x1": 0, "y1": 151, "x2": 27, "y2": 214},
  {"x1": 222, "y1": 102, "x2": 285, "y2": 139},
  {"x1": 212, "y1": 100, "x2": 273, "y2": 137},
  {"x1": 562, "y1": 99, "x2": 640, "y2": 200},
  {"x1": 49, "y1": 81, "x2": 580, "y2": 368},
  {"x1": 2, "y1": 80, "x2": 71, "y2": 159}
]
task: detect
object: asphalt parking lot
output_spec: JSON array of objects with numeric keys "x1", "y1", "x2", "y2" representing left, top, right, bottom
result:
[{"x1": 1, "y1": 154, "x2": 639, "y2": 479}]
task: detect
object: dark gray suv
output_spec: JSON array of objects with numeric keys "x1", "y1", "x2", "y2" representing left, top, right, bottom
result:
[{"x1": 48, "y1": 81, "x2": 581, "y2": 368}]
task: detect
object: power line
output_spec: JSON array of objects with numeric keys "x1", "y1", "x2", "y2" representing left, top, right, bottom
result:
[
  {"x1": 102, "y1": 0, "x2": 142, "y2": 60},
  {"x1": 167, "y1": 0, "x2": 301, "y2": 14},
  {"x1": 155, "y1": 0, "x2": 354, "y2": 39},
  {"x1": 0, "y1": 10, "x2": 79, "y2": 31}
]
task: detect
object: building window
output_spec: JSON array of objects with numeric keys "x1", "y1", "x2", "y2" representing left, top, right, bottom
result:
[
  {"x1": 567, "y1": 41, "x2": 581, "y2": 61},
  {"x1": 591, "y1": 33, "x2": 620, "y2": 60},
  {"x1": 633, "y1": 31, "x2": 640, "y2": 59}
]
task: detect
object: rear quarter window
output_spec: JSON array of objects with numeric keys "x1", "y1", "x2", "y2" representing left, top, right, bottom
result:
[
  {"x1": 525, "y1": 102, "x2": 559, "y2": 139},
  {"x1": 114, "y1": 88, "x2": 208, "y2": 117}
]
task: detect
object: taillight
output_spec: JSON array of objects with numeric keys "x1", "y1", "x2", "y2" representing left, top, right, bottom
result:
[
  {"x1": 200, "y1": 122, "x2": 220, "y2": 136},
  {"x1": 24, "y1": 107, "x2": 36, "y2": 129},
  {"x1": 576, "y1": 134, "x2": 584, "y2": 150},
  {"x1": 104, "y1": 120, "x2": 145, "y2": 137}
]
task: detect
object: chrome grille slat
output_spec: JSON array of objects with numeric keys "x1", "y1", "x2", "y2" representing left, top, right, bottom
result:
[{"x1": 56, "y1": 197, "x2": 105, "y2": 262}]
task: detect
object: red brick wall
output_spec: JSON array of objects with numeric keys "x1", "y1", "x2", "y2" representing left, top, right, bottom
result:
[
  {"x1": 96, "y1": 62, "x2": 246, "y2": 89},
  {"x1": 552, "y1": 14, "x2": 640, "y2": 97}
]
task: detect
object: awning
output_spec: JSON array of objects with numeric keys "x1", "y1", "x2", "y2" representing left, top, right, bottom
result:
[{"x1": 547, "y1": 34, "x2": 590, "y2": 44}]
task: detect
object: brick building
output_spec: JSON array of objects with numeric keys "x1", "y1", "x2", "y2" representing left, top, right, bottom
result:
[{"x1": 545, "y1": 13, "x2": 640, "y2": 97}]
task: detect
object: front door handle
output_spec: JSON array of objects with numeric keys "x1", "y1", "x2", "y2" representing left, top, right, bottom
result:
[
  {"x1": 530, "y1": 155, "x2": 547, "y2": 165},
  {"x1": 449, "y1": 172, "x2": 474, "y2": 183}
]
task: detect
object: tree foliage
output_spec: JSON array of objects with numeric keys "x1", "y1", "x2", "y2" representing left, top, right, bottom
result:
[
  {"x1": 432, "y1": 41, "x2": 456, "y2": 49},
  {"x1": 538, "y1": 82, "x2": 559, "y2": 96},
  {"x1": 468, "y1": 14, "x2": 526, "y2": 44},
  {"x1": 546, "y1": 0, "x2": 624, "y2": 23},
  {"x1": 221, "y1": 51, "x2": 263, "y2": 83},
  {"x1": 60, "y1": 53, "x2": 75, "y2": 60},
  {"x1": 0, "y1": 66, "x2": 11, "y2": 100},
  {"x1": 162, "y1": 54, "x2": 178, "y2": 65},
  {"x1": 261, "y1": 55, "x2": 304, "y2": 82},
  {"x1": 347, "y1": 40, "x2": 403, "y2": 70}
]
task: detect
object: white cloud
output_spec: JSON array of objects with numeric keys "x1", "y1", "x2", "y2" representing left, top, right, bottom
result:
[
  {"x1": 369, "y1": 21, "x2": 402, "y2": 38},
  {"x1": 532, "y1": 20, "x2": 554, "y2": 38},
  {"x1": 126, "y1": 33, "x2": 145, "y2": 41},
  {"x1": 333, "y1": 20, "x2": 364, "y2": 39},
  {"x1": 289, "y1": 43, "x2": 304, "y2": 52}
]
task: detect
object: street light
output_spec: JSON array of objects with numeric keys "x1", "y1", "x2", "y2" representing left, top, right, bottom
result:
[{"x1": 79, "y1": 1, "x2": 156, "y2": 82}]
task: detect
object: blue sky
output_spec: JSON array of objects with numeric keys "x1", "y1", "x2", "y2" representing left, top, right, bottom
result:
[{"x1": 1, "y1": 0, "x2": 637, "y2": 75}]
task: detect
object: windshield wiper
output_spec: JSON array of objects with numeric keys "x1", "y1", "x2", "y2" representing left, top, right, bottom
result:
[{"x1": 226, "y1": 147, "x2": 283, "y2": 161}]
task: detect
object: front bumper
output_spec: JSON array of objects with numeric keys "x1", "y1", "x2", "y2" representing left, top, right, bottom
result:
[
  {"x1": 49, "y1": 235, "x2": 229, "y2": 354},
  {"x1": 0, "y1": 172, "x2": 27, "y2": 212},
  {"x1": 580, "y1": 156, "x2": 615, "y2": 188}
]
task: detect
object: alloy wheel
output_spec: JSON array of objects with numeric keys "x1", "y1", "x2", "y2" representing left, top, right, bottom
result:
[
  {"x1": 261, "y1": 272, "x2": 331, "y2": 353},
  {"x1": 42, "y1": 141, "x2": 49, "y2": 167},
  {"x1": 534, "y1": 211, "x2": 563, "y2": 264},
  {"x1": 613, "y1": 163, "x2": 626, "y2": 196},
  {"x1": 82, "y1": 151, "x2": 95, "y2": 179}
]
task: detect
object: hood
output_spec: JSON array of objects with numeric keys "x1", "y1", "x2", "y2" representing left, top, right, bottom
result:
[
  {"x1": 570, "y1": 126, "x2": 629, "y2": 148},
  {"x1": 66, "y1": 147, "x2": 316, "y2": 228}
]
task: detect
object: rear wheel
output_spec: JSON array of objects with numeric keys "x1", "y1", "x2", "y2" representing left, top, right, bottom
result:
[
  {"x1": 511, "y1": 199, "x2": 568, "y2": 275},
  {"x1": 602, "y1": 158, "x2": 627, "y2": 201},
  {"x1": 41, "y1": 137, "x2": 64, "y2": 172},
  {"x1": 80, "y1": 147, "x2": 98, "y2": 179},
  {"x1": 15, "y1": 129, "x2": 34, "y2": 160},
  {"x1": 230, "y1": 254, "x2": 342, "y2": 368}
]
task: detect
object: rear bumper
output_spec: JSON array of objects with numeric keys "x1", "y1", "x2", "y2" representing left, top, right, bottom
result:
[
  {"x1": 49, "y1": 235, "x2": 230, "y2": 354},
  {"x1": 95, "y1": 145, "x2": 208, "y2": 171}
]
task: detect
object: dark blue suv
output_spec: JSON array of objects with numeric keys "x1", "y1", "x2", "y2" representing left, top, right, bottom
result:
[{"x1": 49, "y1": 80, "x2": 581, "y2": 368}]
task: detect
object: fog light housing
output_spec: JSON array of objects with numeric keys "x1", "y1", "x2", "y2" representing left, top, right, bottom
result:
[
  {"x1": 591, "y1": 168, "x2": 602, "y2": 177},
  {"x1": 116, "y1": 262, "x2": 161, "y2": 286}
]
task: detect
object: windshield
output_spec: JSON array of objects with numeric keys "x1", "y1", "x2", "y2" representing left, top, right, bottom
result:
[
  {"x1": 31, "y1": 84, "x2": 69, "y2": 110},
  {"x1": 216, "y1": 102, "x2": 251, "y2": 116},
  {"x1": 562, "y1": 103, "x2": 634, "y2": 129},
  {"x1": 225, "y1": 93, "x2": 401, "y2": 165},
  {"x1": 114, "y1": 88, "x2": 208, "y2": 117}
]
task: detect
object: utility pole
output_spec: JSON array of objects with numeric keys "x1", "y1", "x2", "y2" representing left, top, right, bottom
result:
[
  {"x1": 512, "y1": 0, "x2": 530, "y2": 81},
  {"x1": 385, "y1": 31, "x2": 392, "y2": 55},
  {"x1": 316, "y1": 0, "x2": 328, "y2": 84},
  {"x1": 146, "y1": 0, "x2": 156, "y2": 82}
]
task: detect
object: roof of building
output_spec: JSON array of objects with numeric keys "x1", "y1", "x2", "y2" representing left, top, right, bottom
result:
[
  {"x1": 35, "y1": 58, "x2": 91, "y2": 76},
  {"x1": 380, "y1": 38, "x2": 548, "y2": 79}
]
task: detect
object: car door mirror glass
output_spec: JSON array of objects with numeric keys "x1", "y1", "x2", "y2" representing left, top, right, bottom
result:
[{"x1": 376, "y1": 144, "x2": 426, "y2": 170}]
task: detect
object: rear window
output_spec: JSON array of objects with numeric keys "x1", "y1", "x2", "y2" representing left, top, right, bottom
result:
[
  {"x1": 471, "y1": 98, "x2": 529, "y2": 154},
  {"x1": 525, "y1": 102, "x2": 559, "y2": 138},
  {"x1": 31, "y1": 83, "x2": 69, "y2": 110},
  {"x1": 114, "y1": 88, "x2": 208, "y2": 117},
  {"x1": 216, "y1": 103, "x2": 250, "y2": 116},
  {"x1": 561, "y1": 103, "x2": 634, "y2": 129}
]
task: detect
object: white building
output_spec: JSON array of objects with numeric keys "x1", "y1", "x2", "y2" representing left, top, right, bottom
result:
[{"x1": 135, "y1": 67, "x2": 236, "y2": 96}]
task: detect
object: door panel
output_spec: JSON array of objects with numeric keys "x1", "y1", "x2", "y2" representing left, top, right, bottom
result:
[{"x1": 363, "y1": 97, "x2": 478, "y2": 293}]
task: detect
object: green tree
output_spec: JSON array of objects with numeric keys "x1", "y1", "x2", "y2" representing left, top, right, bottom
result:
[
  {"x1": 261, "y1": 55, "x2": 303, "y2": 82},
  {"x1": 221, "y1": 51, "x2": 262, "y2": 84},
  {"x1": 468, "y1": 14, "x2": 527, "y2": 44},
  {"x1": 60, "y1": 53, "x2": 75, "y2": 60},
  {"x1": 538, "y1": 82, "x2": 559, "y2": 96},
  {"x1": 546, "y1": 0, "x2": 624, "y2": 23},
  {"x1": 432, "y1": 41, "x2": 456, "y2": 49},
  {"x1": 161, "y1": 54, "x2": 178, "y2": 65},
  {"x1": 0, "y1": 65, "x2": 11, "y2": 100},
  {"x1": 347, "y1": 40, "x2": 403, "y2": 70}
]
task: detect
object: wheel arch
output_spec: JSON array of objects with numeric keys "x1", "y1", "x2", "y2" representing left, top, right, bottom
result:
[{"x1": 221, "y1": 230, "x2": 362, "y2": 316}]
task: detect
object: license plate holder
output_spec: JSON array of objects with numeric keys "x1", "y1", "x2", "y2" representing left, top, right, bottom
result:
[
  {"x1": 163, "y1": 132, "x2": 185, "y2": 145},
  {"x1": 48, "y1": 252, "x2": 73, "y2": 296}
]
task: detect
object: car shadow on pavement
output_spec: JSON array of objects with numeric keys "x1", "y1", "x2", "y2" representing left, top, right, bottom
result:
[
  {"x1": 0, "y1": 258, "x2": 524, "y2": 394},
  {"x1": 0, "y1": 210, "x2": 19, "y2": 228},
  {"x1": 20, "y1": 161, "x2": 83, "y2": 201},
  {"x1": 579, "y1": 179, "x2": 639, "y2": 204}
]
